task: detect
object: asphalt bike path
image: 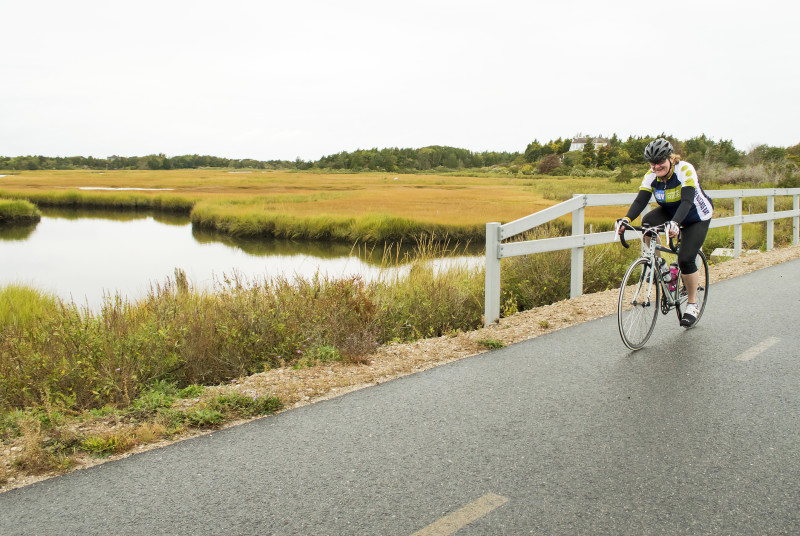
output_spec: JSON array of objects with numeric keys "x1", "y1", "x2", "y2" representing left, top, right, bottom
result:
[{"x1": 2, "y1": 259, "x2": 799, "y2": 535}]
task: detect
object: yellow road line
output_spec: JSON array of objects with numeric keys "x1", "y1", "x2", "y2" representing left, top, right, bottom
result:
[
  {"x1": 734, "y1": 337, "x2": 781, "y2": 361},
  {"x1": 412, "y1": 493, "x2": 510, "y2": 536}
]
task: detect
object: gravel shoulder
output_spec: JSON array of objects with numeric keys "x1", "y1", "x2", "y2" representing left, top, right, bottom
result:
[{"x1": 4, "y1": 243, "x2": 800, "y2": 493}]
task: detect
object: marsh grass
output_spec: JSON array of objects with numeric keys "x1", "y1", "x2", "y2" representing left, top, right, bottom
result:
[
  {"x1": 532, "y1": 176, "x2": 635, "y2": 202},
  {"x1": 0, "y1": 284, "x2": 60, "y2": 327},
  {"x1": 0, "y1": 189, "x2": 194, "y2": 213},
  {"x1": 0, "y1": 199, "x2": 41, "y2": 224},
  {"x1": 191, "y1": 203, "x2": 485, "y2": 243}
]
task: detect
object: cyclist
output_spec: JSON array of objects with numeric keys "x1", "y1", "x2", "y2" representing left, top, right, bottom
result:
[{"x1": 615, "y1": 138, "x2": 713, "y2": 327}]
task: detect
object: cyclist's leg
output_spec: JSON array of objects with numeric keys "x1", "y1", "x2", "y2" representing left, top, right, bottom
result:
[
  {"x1": 677, "y1": 220, "x2": 710, "y2": 304},
  {"x1": 641, "y1": 206, "x2": 671, "y2": 227}
]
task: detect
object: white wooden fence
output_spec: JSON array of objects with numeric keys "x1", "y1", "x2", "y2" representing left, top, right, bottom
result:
[{"x1": 484, "y1": 188, "x2": 800, "y2": 326}]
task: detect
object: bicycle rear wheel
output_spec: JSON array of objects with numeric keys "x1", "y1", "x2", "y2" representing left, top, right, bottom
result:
[
  {"x1": 676, "y1": 250, "x2": 709, "y2": 326},
  {"x1": 618, "y1": 258, "x2": 660, "y2": 350}
]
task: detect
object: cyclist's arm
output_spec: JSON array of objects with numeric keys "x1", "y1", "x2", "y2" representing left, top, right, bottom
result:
[
  {"x1": 624, "y1": 190, "x2": 652, "y2": 221},
  {"x1": 671, "y1": 186, "x2": 696, "y2": 224}
]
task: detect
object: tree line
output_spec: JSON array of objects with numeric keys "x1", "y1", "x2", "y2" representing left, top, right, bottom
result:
[
  {"x1": 2, "y1": 135, "x2": 799, "y2": 177},
  {"x1": 0, "y1": 147, "x2": 520, "y2": 173},
  {"x1": 0, "y1": 154, "x2": 295, "y2": 172},
  {"x1": 525, "y1": 134, "x2": 798, "y2": 171}
]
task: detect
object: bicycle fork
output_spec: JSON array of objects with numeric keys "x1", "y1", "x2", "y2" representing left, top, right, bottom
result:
[
  {"x1": 632, "y1": 263, "x2": 679, "y2": 312},
  {"x1": 632, "y1": 266, "x2": 656, "y2": 307}
]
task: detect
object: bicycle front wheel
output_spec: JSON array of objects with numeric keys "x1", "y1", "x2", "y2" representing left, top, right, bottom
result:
[
  {"x1": 618, "y1": 258, "x2": 660, "y2": 350},
  {"x1": 676, "y1": 250, "x2": 709, "y2": 327}
]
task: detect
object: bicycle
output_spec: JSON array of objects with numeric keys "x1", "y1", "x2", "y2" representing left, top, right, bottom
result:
[{"x1": 616, "y1": 221, "x2": 709, "y2": 350}]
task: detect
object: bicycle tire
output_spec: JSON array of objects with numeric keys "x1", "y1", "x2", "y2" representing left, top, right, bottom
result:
[
  {"x1": 675, "y1": 250, "x2": 709, "y2": 327},
  {"x1": 618, "y1": 258, "x2": 660, "y2": 350}
]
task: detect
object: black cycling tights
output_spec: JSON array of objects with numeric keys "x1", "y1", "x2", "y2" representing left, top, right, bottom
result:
[{"x1": 642, "y1": 207, "x2": 710, "y2": 275}]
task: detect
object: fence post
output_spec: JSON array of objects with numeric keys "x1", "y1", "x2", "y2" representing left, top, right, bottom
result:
[
  {"x1": 484, "y1": 222, "x2": 501, "y2": 326},
  {"x1": 570, "y1": 195, "x2": 585, "y2": 299},
  {"x1": 766, "y1": 194, "x2": 775, "y2": 251},
  {"x1": 734, "y1": 196, "x2": 743, "y2": 257},
  {"x1": 794, "y1": 194, "x2": 799, "y2": 245}
]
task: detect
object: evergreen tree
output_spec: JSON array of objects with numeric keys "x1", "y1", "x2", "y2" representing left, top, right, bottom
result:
[
  {"x1": 524, "y1": 140, "x2": 543, "y2": 162},
  {"x1": 581, "y1": 138, "x2": 595, "y2": 167}
]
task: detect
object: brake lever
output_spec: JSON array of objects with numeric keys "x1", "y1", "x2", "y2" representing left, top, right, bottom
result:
[{"x1": 668, "y1": 227, "x2": 681, "y2": 253}]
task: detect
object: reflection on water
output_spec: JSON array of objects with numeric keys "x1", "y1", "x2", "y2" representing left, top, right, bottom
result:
[
  {"x1": 0, "y1": 223, "x2": 38, "y2": 241},
  {"x1": 191, "y1": 226, "x2": 376, "y2": 263},
  {"x1": 0, "y1": 208, "x2": 483, "y2": 310},
  {"x1": 189, "y1": 226, "x2": 480, "y2": 266},
  {"x1": 40, "y1": 207, "x2": 190, "y2": 226}
]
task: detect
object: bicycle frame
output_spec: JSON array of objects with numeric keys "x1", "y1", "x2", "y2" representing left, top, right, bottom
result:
[{"x1": 625, "y1": 224, "x2": 683, "y2": 312}]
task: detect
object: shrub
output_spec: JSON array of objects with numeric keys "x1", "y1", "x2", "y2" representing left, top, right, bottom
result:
[
  {"x1": 537, "y1": 154, "x2": 561, "y2": 174},
  {"x1": 611, "y1": 166, "x2": 633, "y2": 183},
  {"x1": 570, "y1": 164, "x2": 588, "y2": 177},
  {"x1": 777, "y1": 174, "x2": 800, "y2": 188}
]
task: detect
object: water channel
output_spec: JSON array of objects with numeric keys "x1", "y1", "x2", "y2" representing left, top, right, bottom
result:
[{"x1": 0, "y1": 208, "x2": 482, "y2": 310}]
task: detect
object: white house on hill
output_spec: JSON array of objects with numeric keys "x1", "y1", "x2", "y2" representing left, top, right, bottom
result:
[{"x1": 570, "y1": 135, "x2": 610, "y2": 152}]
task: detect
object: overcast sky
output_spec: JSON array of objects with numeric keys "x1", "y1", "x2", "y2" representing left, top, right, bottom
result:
[{"x1": 2, "y1": 0, "x2": 798, "y2": 161}]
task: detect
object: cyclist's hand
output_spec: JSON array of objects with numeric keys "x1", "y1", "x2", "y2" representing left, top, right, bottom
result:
[
  {"x1": 666, "y1": 220, "x2": 680, "y2": 238},
  {"x1": 615, "y1": 217, "x2": 630, "y2": 235}
]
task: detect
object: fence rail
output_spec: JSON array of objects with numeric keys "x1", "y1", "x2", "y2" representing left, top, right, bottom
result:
[{"x1": 484, "y1": 188, "x2": 800, "y2": 326}]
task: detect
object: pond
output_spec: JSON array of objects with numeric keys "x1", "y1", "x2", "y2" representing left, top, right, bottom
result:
[{"x1": 0, "y1": 208, "x2": 482, "y2": 309}]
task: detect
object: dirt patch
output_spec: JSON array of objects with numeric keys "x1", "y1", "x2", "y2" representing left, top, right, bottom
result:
[{"x1": 3, "y1": 243, "x2": 799, "y2": 493}]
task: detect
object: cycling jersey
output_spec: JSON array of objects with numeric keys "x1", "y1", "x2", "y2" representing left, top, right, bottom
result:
[{"x1": 638, "y1": 161, "x2": 713, "y2": 224}]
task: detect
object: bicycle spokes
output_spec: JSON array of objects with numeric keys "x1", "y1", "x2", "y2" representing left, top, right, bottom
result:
[{"x1": 618, "y1": 259, "x2": 660, "y2": 350}]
